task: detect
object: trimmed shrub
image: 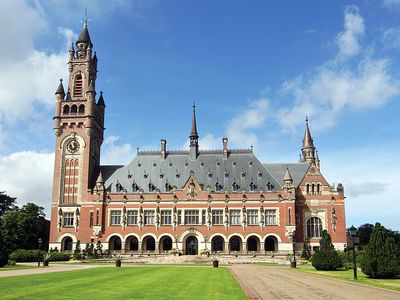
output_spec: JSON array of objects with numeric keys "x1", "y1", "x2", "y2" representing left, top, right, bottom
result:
[
  {"x1": 73, "y1": 240, "x2": 81, "y2": 260},
  {"x1": 9, "y1": 249, "x2": 40, "y2": 262},
  {"x1": 301, "y1": 243, "x2": 312, "y2": 260},
  {"x1": 311, "y1": 231, "x2": 342, "y2": 270},
  {"x1": 361, "y1": 223, "x2": 400, "y2": 278},
  {"x1": 48, "y1": 252, "x2": 70, "y2": 262}
]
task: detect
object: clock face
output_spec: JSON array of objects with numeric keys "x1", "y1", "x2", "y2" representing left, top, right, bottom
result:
[{"x1": 67, "y1": 140, "x2": 80, "y2": 153}]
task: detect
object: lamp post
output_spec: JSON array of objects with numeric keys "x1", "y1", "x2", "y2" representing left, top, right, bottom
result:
[
  {"x1": 348, "y1": 225, "x2": 358, "y2": 280},
  {"x1": 288, "y1": 230, "x2": 296, "y2": 268},
  {"x1": 37, "y1": 238, "x2": 43, "y2": 267}
]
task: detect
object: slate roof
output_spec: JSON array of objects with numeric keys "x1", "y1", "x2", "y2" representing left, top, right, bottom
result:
[
  {"x1": 263, "y1": 163, "x2": 310, "y2": 187},
  {"x1": 102, "y1": 150, "x2": 285, "y2": 194}
]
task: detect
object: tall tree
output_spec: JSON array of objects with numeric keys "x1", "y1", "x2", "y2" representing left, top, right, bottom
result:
[
  {"x1": 0, "y1": 192, "x2": 16, "y2": 217},
  {"x1": 357, "y1": 223, "x2": 375, "y2": 246},
  {"x1": 361, "y1": 223, "x2": 400, "y2": 278}
]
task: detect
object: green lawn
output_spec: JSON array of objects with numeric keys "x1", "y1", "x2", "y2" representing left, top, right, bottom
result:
[
  {"x1": 294, "y1": 266, "x2": 400, "y2": 292},
  {"x1": 0, "y1": 266, "x2": 246, "y2": 299}
]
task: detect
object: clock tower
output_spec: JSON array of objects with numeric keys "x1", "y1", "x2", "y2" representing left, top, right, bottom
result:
[{"x1": 51, "y1": 20, "x2": 105, "y2": 210}]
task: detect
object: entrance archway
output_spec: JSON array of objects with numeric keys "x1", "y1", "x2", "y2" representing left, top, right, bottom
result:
[
  {"x1": 229, "y1": 236, "x2": 242, "y2": 252},
  {"x1": 62, "y1": 237, "x2": 73, "y2": 251},
  {"x1": 142, "y1": 236, "x2": 156, "y2": 251},
  {"x1": 247, "y1": 236, "x2": 260, "y2": 252},
  {"x1": 211, "y1": 236, "x2": 224, "y2": 252},
  {"x1": 185, "y1": 236, "x2": 198, "y2": 255},
  {"x1": 125, "y1": 236, "x2": 139, "y2": 251},
  {"x1": 265, "y1": 236, "x2": 278, "y2": 252},
  {"x1": 159, "y1": 236, "x2": 173, "y2": 251},
  {"x1": 109, "y1": 236, "x2": 122, "y2": 251}
]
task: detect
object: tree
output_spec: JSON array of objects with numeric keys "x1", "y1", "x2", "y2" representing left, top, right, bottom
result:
[
  {"x1": 73, "y1": 240, "x2": 82, "y2": 260},
  {"x1": 0, "y1": 192, "x2": 16, "y2": 217},
  {"x1": 361, "y1": 223, "x2": 400, "y2": 278},
  {"x1": 357, "y1": 223, "x2": 375, "y2": 246},
  {"x1": 1, "y1": 203, "x2": 48, "y2": 252},
  {"x1": 301, "y1": 243, "x2": 312, "y2": 260},
  {"x1": 311, "y1": 230, "x2": 342, "y2": 270}
]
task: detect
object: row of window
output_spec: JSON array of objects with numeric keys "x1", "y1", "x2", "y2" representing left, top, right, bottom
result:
[
  {"x1": 306, "y1": 183, "x2": 321, "y2": 195},
  {"x1": 109, "y1": 209, "x2": 278, "y2": 226},
  {"x1": 63, "y1": 104, "x2": 85, "y2": 115}
]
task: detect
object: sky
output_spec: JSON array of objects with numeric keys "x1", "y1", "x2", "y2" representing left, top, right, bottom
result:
[{"x1": 0, "y1": 0, "x2": 399, "y2": 230}]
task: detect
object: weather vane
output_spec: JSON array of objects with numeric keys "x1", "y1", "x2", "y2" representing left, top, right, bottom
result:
[{"x1": 81, "y1": 5, "x2": 91, "y2": 27}]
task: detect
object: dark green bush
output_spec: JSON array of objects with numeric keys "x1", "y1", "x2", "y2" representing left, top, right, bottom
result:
[
  {"x1": 301, "y1": 243, "x2": 312, "y2": 260},
  {"x1": 311, "y1": 230, "x2": 342, "y2": 271},
  {"x1": 361, "y1": 223, "x2": 400, "y2": 278},
  {"x1": 8, "y1": 260, "x2": 16, "y2": 266},
  {"x1": 48, "y1": 252, "x2": 70, "y2": 262},
  {"x1": 9, "y1": 249, "x2": 40, "y2": 262}
]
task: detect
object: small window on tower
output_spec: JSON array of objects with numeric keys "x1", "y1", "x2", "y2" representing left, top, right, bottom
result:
[
  {"x1": 63, "y1": 105, "x2": 70, "y2": 114},
  {"x1": 78, "y1": 104, "x2": 85, "y2": 114},
  {"x1": 74, "y1": 74, "x2": 83, "y2": 97},
  {"x1": 71, "y1": 105, "x2": 77, "y2": 114}
]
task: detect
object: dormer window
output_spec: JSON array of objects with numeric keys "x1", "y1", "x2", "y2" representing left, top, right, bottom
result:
[
  {"x1": 257, "y1": 170, "x2": 262, "y2": 177},
  {"x1": 224, "y1": 170, "x2": 229, "y2": 177},
  {"x1": 148, "y1": 181, "x2": 155, "y2": 192},
  {"x1": 165, "y1": 182, "x2": 171, "y2": 192},
  {"x1": 115, "y1": 180, "x2": 123, "y2": 192},
  {"x1": 249, "y1": 181, "x2": 256, "y2": 191},
  {"x1": 208, "y1": 171, "x2": 212, "y2": 178},
  {"x1": 266, "y1": 181, "x2": 273, "y2": 191},
  {"x1": 132, "y1": 181, "x2": 139, "y2": 192},
  {"x1": 73, "y1": 74, "x2": 83, "y2": 97},
  {"x1": 215, "y1": 181, "x2": 222, "y2": 192},
  {"x1": 232, "y1": 181, "x2": 239, "y2": 191}
]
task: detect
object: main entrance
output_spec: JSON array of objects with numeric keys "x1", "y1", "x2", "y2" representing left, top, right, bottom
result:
[{"x1": 185, "y1": 236, "x2": 198, "y2": 255}]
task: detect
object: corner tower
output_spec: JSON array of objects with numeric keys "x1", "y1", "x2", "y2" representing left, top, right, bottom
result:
[
  {"x1": 52, "y1": 21, "x2": 105, "y2": 208},
  {"x1": 301, "y1": 117, "x2": 316, "y2": 164}
]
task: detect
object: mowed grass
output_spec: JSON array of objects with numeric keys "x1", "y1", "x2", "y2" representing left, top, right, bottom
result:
[
  {"x1": 0, "y1": 266, "x2": 247, "y2": 300},
  {"x1": 0, "y1": 265, "x2": 36, "y2": 271},
  {"x1": 294, "y1": 266, "x2": 400, "y2": 292}
]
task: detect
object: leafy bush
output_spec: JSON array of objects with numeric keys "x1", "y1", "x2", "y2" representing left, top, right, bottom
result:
[
  {"x1": 9, "y1": 249, "x2": 40, "y2": 262},
  {"x1": 73, "y1": 240, "x2": 81, "y2": 260},
  {"x1": 311, "y1": 231, "x2": 342, "y2": 270},
  {"x1": 48, "y1": 252, "x2": 70, "y2": 262},
  {"x1": 8, "y1": 260, "x2": 16, "y2": 266},
  {"x1": 361, "y1": 223, "x2": 400, "y2": 278}
]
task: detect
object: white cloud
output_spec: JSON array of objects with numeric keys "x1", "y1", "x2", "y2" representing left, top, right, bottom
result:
[
  {"x1": 0, "y1": 151, "x2": 54, "y2": 217},
  {"x1": 336, "y1": 6, "x2": 365, "y2": 59},
  {"x1": 382, "y1": 0, "x2": 400, "y2": 8},
  {"x1": 101, "y1": 135, "x2": 135, "y2": 165},
  {"x1": 226, "y1": 99, "x2": 270, "y2": 148},
  {"x1": 344, "y1": 180, "x2": 389, "y2": 197},
  {"x1": 278, "y1": 6, "x2": 399, "y2": 131},
  {"x1": 381, "y1": 27, "x2": 400, "y2": 49}
]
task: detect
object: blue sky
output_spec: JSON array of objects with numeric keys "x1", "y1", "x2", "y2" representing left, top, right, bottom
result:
[{"x1": 0, "y1": 0, "x2": 399, "y2": 229}]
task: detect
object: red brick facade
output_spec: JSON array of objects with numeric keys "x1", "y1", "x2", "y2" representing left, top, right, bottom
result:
[{"x1": 49, "y1": 24, "x2": 346, "y2": 255}]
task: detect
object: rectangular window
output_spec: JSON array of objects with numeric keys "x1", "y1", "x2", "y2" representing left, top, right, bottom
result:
[
  {"x1": 178, "y1": 210, "x2": 182, "y2": 225},
  {"x1": 202, "y1": 209, "x2": 206, "y2": 225},
  {"x1": 265, "y1": 210, "x2": 277, "y2": 225},
  {"x1": 110, "y1": 210, "x2": 121, "y2": 225},
  {"x1": 230, "y1": 210, "x2": 241, "y2": 225},
  {"x1": 212, "y1": 210, "x2": 223, "y2": 225},
  {"x1": 247, "y1": 209, "x2": 259, "y2": 225},
  {"x1": 127, "y1": 210, "x2": 138, "y2": 225},
  {"x1": 144, "y1": 210, "x2": 155, "y2": 225},
  {"x1": 161, "y1": 210, "x2": 172, "y2": 225},
  {"x1": 184, "y1": 210, "x2": 199, "y2": 225},
  {"x1": 89, "y1": 211, "x2": 94, "y2": 227},
  {"x1": 63, "y1": 212, "x2": 74, "y2": 227}
]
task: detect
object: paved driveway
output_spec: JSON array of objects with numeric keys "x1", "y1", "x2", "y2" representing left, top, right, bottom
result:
[{"x1": 230, "y1": 265, "x2": 400, "y2": 300}]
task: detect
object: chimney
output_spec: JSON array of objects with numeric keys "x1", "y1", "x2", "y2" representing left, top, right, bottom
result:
[
  {"x1": 161, "y1": 139, "x2": 167, "y2": 160},
  {"x1": 223, "y1": 138, "x2": 228, "y2": 159}
]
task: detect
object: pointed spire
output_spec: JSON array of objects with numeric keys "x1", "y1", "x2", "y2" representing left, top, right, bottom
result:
[
  {"x1": 190, "y1": 102, "x2": 198, "y2": 138},
  {"x1": 283, "y1": 167, "x2": 293, "y2": 182},
  {"x1": 303, "y1": 117, "x2": 314, "y2": 148},
  {"x1": 69, "y1": 43, "x2": 75, "y2": 53},
  {"x1": 55, "y1": 79, "x2": 65, "y2": 95},
  {"x1": 87, "y1": 80, "x2": 95, "y2": 93},
  {"x1": 97, "y1": 91, "x2": 106, "y2": 106},
  {"x1": 96, "y1": 171, "x2": 104, "y2": 184}
]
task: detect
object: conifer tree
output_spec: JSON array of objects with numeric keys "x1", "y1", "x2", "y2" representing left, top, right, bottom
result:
[
  {"x1": 311, "y1": 230, "x2": 342, "y2": 270},
  {"x1": 73, "y1": 240, "x2": 81, "y2": 260},
  {"x1": 361, "y1": 223, "x2": 400, "y2": 278},
  {"x1": 301, "y1": 243, "x2": 312, "y2": 260}
]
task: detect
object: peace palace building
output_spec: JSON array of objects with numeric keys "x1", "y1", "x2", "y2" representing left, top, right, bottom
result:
[{"x1": 49, "y1": 23, "x2": 347, "y2": 255}]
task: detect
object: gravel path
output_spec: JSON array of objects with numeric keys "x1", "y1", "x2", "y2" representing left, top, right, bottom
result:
[
  {"x1": 0, "y1": 263, "x2": 97, "y2": 277},
  {"x1": 230, "y1": 265, "x2": 400, "y2": 300}
]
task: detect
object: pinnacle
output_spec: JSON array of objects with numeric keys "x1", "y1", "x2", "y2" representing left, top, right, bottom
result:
[{"x1": 55, "y1": 79, "x2": 65, "y2": 95}]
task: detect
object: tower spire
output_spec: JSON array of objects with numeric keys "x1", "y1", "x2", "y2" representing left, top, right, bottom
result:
[
  {"x1": 189, "y1": 103, "x2": 199, "y2": 160},
  {"x1": 301, "y1": 117, "x2": 316, "y2": 164}
]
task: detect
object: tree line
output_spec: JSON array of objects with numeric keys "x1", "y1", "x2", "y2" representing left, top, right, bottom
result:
[{"x1": 0, "y1": 192, "x2": 49, "y2": 267}]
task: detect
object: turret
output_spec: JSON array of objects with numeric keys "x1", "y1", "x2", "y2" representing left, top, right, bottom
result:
[
  {"x1": 76, "y1": 21, "x2": 92, "y2": 59},
  {"x1": 301, "y1": 117, "x2": 316, "y2": 164},
  {"x1": 53, "y1": 79, "x2": 65, "y2": 136}
]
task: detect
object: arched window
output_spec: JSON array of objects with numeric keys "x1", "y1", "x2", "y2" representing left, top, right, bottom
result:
[
  {"x1": 317, "y1": 183, "x2": 321, "y2": 194},
  {"x1": 307, "y1": 217, "x2": 323, "y2": 238},
  {"x1": 306, "y1": 184, "x2": 310, "y2": 194},
  {"x1": 71, "y1": 105, "x2": 77, "y2": 114},
  {"x1": 63, "y1": 105, "x2": 70, "y2": 114},
  {"x1": 74, "y1": 74, "x2": 83, "y2": 97},
  {"x1": 78, "y1": 104, "x2": 85, "y2": 114}
]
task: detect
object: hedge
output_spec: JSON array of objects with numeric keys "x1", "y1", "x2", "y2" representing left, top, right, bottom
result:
[{"x1": 9, "y1": 249, "x2": 70, "y2": 262}]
